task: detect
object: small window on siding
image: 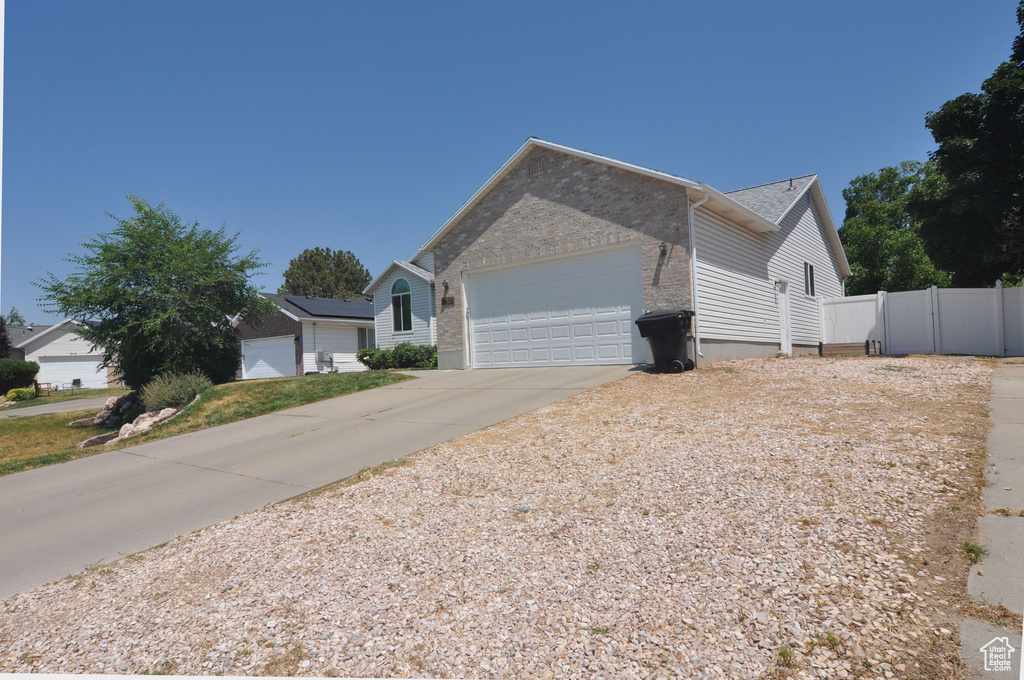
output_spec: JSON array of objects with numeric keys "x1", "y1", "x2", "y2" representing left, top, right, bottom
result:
[
  {"x1": 358, "y1": 327, "x2": 376, "y2": 350},
  {"x1": 391, "y1": 279, "x2": 412, "y2": 332},
  {"x1": 804, "y1": 262, "x2": 816, "y2": 297}
]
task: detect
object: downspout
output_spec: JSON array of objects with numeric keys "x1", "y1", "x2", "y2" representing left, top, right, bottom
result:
[{"x1": 687, "y1": 188, "x2": 710, "y2": 362}]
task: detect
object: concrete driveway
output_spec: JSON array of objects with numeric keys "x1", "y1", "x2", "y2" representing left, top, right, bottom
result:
[
  {"x1": 0, "y1": 366, "x2": 635, "y2": 599},
  {"x1": 0, "y1": 396, "x2": 112, "y2": 420}
]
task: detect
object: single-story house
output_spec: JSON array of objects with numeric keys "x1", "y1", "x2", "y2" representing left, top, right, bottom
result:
[
  {"x1": 11, "y1": 321, "x2": 117, "y2": 388},
  {"x1": 233, "y1": 294, "x2": 376, "y2": 379},
  {"x1": 365, "y1": 138, "x2": 851, "y2": 370}
]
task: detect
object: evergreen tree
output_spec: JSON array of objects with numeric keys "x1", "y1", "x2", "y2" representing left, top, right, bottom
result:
[{"x1": 279, "y1": 247, "x2": 371, "y2": 299}]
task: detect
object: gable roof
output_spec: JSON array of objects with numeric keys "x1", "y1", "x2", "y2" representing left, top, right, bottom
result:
[
  {"x1": 13, "y1": 320, "x2": 85, "y2": 350},
  {"x1": 363, "y1": 260, "x2": 435, "y2": 296},
  {"x1": 8, "y1": 325, "x2": 53, "y2": 348},
  {"x1": 727, "y1": 174, "x2": 851, "y2": 276},
  {"x1": 409, "y1": 138, "x2": 783, "y2": 264},
  {"x1": 261, "y1": 293, "x2": 374, "y2": 322},
  {"x1": 726, "y1": 175, "x2": 817, "y2": 224}
]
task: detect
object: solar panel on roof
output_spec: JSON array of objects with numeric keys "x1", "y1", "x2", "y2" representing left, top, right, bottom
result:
[{"x1": 283, "y1": 296, "x2": 374, "y2": 319}]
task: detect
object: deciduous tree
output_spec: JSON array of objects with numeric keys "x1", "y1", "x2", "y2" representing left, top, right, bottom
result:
[
  {"x1": 910, "y1": 1, "x2": 1024, "y2": 286},
  {"x1": 840, "y1": 162, "x2": 951, "y2": 295},
  {"x1": 6, "y1": 307, "x2": 27, "y2": 326},
  {"x1": 37, "y1": 195, "x2": 277, "y2": 388}
]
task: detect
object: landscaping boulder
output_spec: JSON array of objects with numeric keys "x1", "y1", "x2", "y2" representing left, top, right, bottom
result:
[
  {"x1": 111, "y1": 405, "x2": 185, "y2": 440},
  {"x1": 77, "y1": 432, "x2": 121, "y2": 449},
  {"x1": 86, "y1": 393, "x2": 140, "y2": 428}
]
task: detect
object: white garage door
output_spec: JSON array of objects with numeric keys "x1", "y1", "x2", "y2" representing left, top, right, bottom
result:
[
  {"x1": 467, "y1": 246, "x2": 646, "y2": 368},
  {"x1": 242, "y1": 336, "x2": 296, "y2": 380},
  {"x1": 37, "y1": 356, "x2": 108, "y2": 389}
]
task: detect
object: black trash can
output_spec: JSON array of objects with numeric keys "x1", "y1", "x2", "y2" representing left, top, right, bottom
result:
[{"x1": 635, "y1": 310, "x2": 694, "y2": 373}]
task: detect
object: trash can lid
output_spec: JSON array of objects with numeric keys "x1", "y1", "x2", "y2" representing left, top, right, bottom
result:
[{"x1": 636, "y1": 309, "x2": 693, "y2": 322}]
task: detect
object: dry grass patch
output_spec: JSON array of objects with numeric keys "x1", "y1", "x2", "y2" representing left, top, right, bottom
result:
[{"x1": 0, "y1": 409, "x2": 117, "y2": 474}]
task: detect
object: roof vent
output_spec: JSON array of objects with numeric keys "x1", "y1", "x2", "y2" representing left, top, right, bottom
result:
[
  {"x1": 528, "y1": 158, "x2": 547, "y2": 177},
  {"x1": 788, "y1": 178, "x2": 793, "y2": 190}
]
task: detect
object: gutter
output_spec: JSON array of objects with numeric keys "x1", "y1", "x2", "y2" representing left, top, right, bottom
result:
[{"x1": 687, "y1": 189, "x2": 710, "y2": 362}]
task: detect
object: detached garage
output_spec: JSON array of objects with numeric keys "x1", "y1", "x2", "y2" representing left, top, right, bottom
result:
[{"x1": 466, "y1": 245, "x2": 645, "y2": 368}]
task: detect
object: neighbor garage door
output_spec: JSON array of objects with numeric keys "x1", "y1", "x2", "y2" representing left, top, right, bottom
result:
[
  {"x1": 467, "y1": 246, "x2": 646, "y2": 368},
  {"x1": 242, "y1": 336, "x2": 296, "y2": 379},
  {"x1": 37, "y1": 356, "x2": 108, "y2": 389}
]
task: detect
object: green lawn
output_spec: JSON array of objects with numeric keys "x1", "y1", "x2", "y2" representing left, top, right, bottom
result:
[{"x1": 0, "y1": 371, "x2": 410, "y2": 476}]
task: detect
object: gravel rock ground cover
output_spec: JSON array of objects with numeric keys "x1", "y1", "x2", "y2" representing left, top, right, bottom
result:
[{"x1": 0, "y1": 356, "x2": 992, "y2": 679}]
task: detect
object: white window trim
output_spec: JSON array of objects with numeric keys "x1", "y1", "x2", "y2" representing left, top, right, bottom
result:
[
  {"x1": 804, "y1": 262, "x2": 816, "y2": 298},
  {"x1": 391, "y1": 279, "x2": 413, "y2": 333}
]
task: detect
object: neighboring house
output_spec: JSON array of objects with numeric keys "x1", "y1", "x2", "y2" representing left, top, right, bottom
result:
[
  {"x1": 12, "y1": 321, "x2": 116, "y2": 388},
  {"x1": 233, "y1": 294, "x2": 376, "y2": 379},
  {"x1": 366, "y1": 138, "x2": 851, "y2": 370}
]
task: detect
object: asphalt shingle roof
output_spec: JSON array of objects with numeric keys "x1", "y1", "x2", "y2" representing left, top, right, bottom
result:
[{"x1": 725, "y1": 174, "x2": 816, "y2": 224}]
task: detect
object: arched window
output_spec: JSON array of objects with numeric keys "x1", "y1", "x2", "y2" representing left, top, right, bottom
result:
[{"x1": 391, "y1": 279, "x2": 412, "y2": 332}]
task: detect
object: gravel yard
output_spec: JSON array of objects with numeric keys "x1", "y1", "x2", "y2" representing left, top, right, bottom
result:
[{"x1": 0, "y1": 356, "x2": 993, "y2": 679}]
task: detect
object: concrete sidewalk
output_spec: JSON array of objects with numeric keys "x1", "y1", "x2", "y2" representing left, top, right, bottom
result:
[
  {"x1": 960, "y1": 360, "x2": 1024, "y2": 677},
  {"x1": 0, "y1": 366, "x2": 635, "y2": 600}
]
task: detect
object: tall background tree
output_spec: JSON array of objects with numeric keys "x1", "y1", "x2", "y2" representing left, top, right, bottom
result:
[
  {"x1": 37, "y1": 195, "x2": 277, "y2": 388},
  {"x1": 840, "y1": 162, "x2": 951, "y2": 295},
  {"x1": 278, "y1": 247, "x2": 371, "y2": 299},
  {"x1": 0, "y1": 317, "x2": 12, "y2": 359},
  {"x1": 6, "y1": 307, "x2": 27, "y2": 326},
  {"x1": 910, "y1": 0, "x2": 1024, "y2": 286}
]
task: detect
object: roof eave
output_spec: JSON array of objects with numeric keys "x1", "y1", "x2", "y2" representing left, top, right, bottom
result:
[
  {"x1": 364, "y1": 260, "x2": 435, "y2": 295},
  {"x1": 416, "y1": 138, "x2": 708, "y2": 254},
  {"x1": 295, "y1": 316, "x2": 375, "y2": 325},
  {"x1": 700, "y1": 186, "x2": 781, "y2": 234},
  {"x1": 14, "y1": 319, "x2": 81, "y2": 349},
  {"x1": 804, "y1": 180, "x2": 852, "y2": 277}
]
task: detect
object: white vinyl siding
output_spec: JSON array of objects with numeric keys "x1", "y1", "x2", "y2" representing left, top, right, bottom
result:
[
  {"x1": 694, "y1": 209, "x2": 780, "y2": 343},
  {"x1": 372, "y1": 270, "x2": 435, "y2": 350},
  {"x1": 301, "y1": 322, "x2": 370, "y2": 373},
  {"x1": 774, "y1": 196, "x2": 842, "y2": 344},
  {"x1": 694, "y1": 194, "x2": 842, "y2": 346},
  {"x1": 410, "y1": 251, "x2": 434, "y2": 273},
  {"x1": 21, "y1": 326, "x2": 98, "y2": 359}
]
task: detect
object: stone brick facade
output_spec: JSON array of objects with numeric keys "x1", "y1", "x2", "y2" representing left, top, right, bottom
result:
[{"x1": 433, "y1": 147, "x2": 693, "y2": 366}]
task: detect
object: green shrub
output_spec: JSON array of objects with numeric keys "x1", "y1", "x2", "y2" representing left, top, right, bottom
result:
[
  {"x1": 356, "y1": 348, "x2": 391, "y2": 371},
  {"x1": 140, "y1": 370, "x2": 213, "y2": 411},
  {"x1": 5, "y1": 387, "x2": 36, "y2": 402},
  {"x1": 356, "y1": 344, "x2": 437, "y2": 370},
  {"x1": 392, "y1": 342, "x2": 436, "y2": 368},
  {"x1": 0, "y1": 358, "x2": 39, "y2": 395}
]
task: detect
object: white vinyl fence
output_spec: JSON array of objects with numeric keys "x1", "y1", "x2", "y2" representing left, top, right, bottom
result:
[{"x1": 820, "y1": 282, "x2": 1024, "y2": 357}]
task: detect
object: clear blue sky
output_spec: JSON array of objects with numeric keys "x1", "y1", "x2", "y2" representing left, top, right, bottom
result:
[{"x1": 2, "y1": 1, "x2": 1020, "y2": 325}]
